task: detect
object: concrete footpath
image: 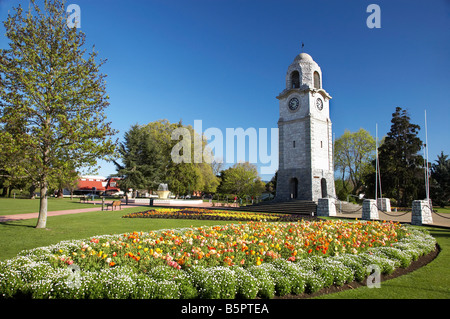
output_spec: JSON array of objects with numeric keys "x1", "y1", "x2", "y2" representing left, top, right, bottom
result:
[
  {"x1": 1, "y1": 201, "x2": 449, "y2": 228},
  {"x1": 335, "y1": 210, "x2": 450, "y2": 228}
]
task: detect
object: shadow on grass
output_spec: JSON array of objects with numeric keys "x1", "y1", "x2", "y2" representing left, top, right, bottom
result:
[{"x1": 0, "y1": 221, "x2": 36, "y2": 229}]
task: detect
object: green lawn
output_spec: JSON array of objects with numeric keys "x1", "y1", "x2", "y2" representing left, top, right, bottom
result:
[
  {"x1": 0, "y1": 197, "x2": 97, "y2": 215},
  {"x1": 434, "y1": 206, "x2": 450, "y2": 214},
  {"x1": 0, "y1": 205, "x2": 449, "y2": 299}
]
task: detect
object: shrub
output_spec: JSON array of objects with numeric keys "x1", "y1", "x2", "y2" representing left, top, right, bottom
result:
[
  {"x1": 271, "y1": 259, "x2": 306, "y2": 295},
  {"x1": 188, "y1": 266, "x2": 236, "y2": 299},
  {"x1": 304, "y1": 270, "x2": 325, "y2": 293},
  {"x1": 131, "y1": 275, "x2": 159, "y2": 299},
  {"x1": 372, "y1": 247, "x2": 412, "y2": 268},
  {"x1": 233, "y1": 266, "x2": 260, "y2": 299},
  {"x1": 359, "y1": 253, "x2": 396, "y2": 275},
  {"x1": 247, "y1": 265, "x2": 276, "y2": 298},
  {"x1": 333, "y1": 254, "x2": 367, "y2": 282}
]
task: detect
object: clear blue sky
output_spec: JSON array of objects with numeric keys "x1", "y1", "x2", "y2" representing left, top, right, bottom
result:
[{"x1": 1, "y1": 0, "x2": 449, "y2": 181}]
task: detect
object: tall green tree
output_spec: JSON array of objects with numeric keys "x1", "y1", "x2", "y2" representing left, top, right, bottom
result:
[
  {"x1": 114, "y1": 124, "x2": 163, "y2": 193},
  {"x1": 219, "y1": 162, "x2": 265, "y2": 198},
  {"x1": 0, "y1": 0, "x2": 117, "y2": 228},
  {"x1": 115, "y1": 120, "x2": 219, "y2": 196},
  {"x1": 334, "y1": 128, "x2": 376, "y2": 196},
  {"x1": 430, "y1": 151, "x2": 450, "y2": 207},
  {"x1": 366, "y1": 107, "x2": 424, "y2": 206}
]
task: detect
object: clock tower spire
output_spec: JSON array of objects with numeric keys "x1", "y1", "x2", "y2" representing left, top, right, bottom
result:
[{"x1": 275, "y1": 52, "x2": 335, "y2": 202}]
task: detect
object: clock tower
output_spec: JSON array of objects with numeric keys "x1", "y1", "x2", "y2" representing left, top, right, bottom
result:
[{"x1": 275, "y1": 52, "x2": 335, "y2": 202}]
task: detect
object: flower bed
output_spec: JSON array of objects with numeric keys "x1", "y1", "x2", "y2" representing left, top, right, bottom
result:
[
  {"x1": 122, "y1": 208, "x2": 305, "y2": 222},
  {"x1": 0, "y1": 220, "x2": 436, "y2": 299}
]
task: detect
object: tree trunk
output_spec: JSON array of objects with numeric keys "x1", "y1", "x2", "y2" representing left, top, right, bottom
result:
[
  {"x1": 29, "y1": 184, "x2": 36, "y2": 199},
  {"x1": 36, "y1": 183, "x2": 48, "y2": 228}
]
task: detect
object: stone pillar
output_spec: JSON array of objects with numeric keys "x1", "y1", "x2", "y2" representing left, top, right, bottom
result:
[
  {"x1": 317, "y1": 198, "x2": 336, "y2": 217},
  {"x1": 411, "y1": 200, "x2": 433, "y2": 225},
  {"x1": 362, "y1": 199, "x2": 379, "y2": 220},
  {"x1": 377, "y1": 198, "x2": 391, "y2": 212}
]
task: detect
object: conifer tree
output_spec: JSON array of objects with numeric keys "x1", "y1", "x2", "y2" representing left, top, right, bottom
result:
[{"x1": 375, "y1": 107, "x2": 424, "y2": 206}]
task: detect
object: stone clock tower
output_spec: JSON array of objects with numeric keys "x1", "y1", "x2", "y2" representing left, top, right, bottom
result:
[{"x1": 275, "y1": 52, "x2": 335, "y2": 202}]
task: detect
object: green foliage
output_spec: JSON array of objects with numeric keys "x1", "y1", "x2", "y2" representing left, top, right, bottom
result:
[
  {"x1": 333, "y1": 254, "x2": 367, "y2": 282},
  {"x1": 430, "y1": 152, "x2": 450, "y2": 207},
  {"x1": 115, "y1": 120, "x2": 220, "y2": 196},
  {"x1": 334, "y1": 128, "x2": 376, "y2": 196},
  {"x1": 0, "y1": 0, "x2": 117, "y2": 227},
  {"x1": 218, "y1": 162, "x2": 266, "y2": 198},
  {"x1": 115, "y1": 124, "x2": 164, "y2": 192},
  {"x1": 188, "y1": 266, "x2": 237, "y2": 299},
  {"x1": 365, "y1": 107, "x2": 425, "y2": 206},
  {"x1": 232, "y1": 266, "x2": 260, "y2": 299},
  {"x1": 247, "y1": 265, "x2": 276, "y2": 298}
]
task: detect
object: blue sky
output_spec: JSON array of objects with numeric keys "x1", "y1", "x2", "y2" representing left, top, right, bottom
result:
[{"x1": 1, "y1": 0, "x2": 449, "y2": 181}]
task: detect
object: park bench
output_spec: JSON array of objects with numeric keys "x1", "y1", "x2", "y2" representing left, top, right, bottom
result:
[
  {"x1": 79, "y1": 196, "x2": 89, "y2": 203},
  {"x1": 105, "y1": 200, "x2": 122, "y2": 211}
]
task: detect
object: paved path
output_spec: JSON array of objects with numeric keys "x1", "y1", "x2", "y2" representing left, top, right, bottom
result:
[
  {"x1": 335, "y1": 210, "x2": 450, "y2": 228},
  {"x1": 0, "y1": 202, "x2": 144, "y2": 223},
  {"x1": 1, "y1": 201, "x2": 449, "y2": 228}
]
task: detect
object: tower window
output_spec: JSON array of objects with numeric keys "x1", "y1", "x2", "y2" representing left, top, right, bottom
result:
[
  {"x1": 320, "y1": 141, "x2": 323, "y2": 148},
  {"x1": 290, "y1": 71, "x2": 300, "y2": 89},
  {"x1": 313, "y1": 71, "x2": 320, "y2": 89},
  {"x1": 293, "y1": 141, "x2": 296, "y2": 148}
]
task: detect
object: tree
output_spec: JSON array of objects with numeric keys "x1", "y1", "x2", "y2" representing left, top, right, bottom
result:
[
  {"x1": 197, "y1": 163, "x2": 220, "y2": 194},
  {"x1": 265, "y1": 170, "x2": 277, "y2": 195},
  {"x1": 0, "y1": 0, "x2": 117, "y2": 228},
  {"x1": 430, "y1": 152, "x2": 450, "y2": 207},
  {"x1": 366, "y1": 107, "x2": 424, "y2": 206},
  {"x1": 219, "y1": 162, "x2": 265, "y2": 198},
  {"x1": 114, "y1": 124, "x2": 163, "y2": 193},
  {"x1": 115, "y1": 120, "x2": 219, "y2": 197},
  {"x1": 334, "y1": 128, "x2": 376, "y2": 196}
]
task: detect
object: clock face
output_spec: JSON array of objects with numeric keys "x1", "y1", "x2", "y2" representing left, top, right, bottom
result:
[
  {"x1": 288, "y1": 97, "x2": 299, "y2": 111},
  {"x1": 316, "y1": 98, "x2": 323, "y2": 111}
]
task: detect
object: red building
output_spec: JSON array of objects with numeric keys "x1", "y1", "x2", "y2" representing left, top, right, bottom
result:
[{"x1": 75, "y1": 176, "x2": 122, "y2": 195}]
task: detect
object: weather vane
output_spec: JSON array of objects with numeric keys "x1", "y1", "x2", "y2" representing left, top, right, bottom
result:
[{"x1": 301, "y1": 42, "x2": 304, "y2": 52}]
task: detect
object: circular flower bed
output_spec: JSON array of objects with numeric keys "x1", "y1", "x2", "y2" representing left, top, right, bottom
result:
[
  {"x1": 122, "y1": 208, "x2": 306, "y2": 222},
  {"x1": 0, "y1": 220, "x2": 436, "y2": 299}
]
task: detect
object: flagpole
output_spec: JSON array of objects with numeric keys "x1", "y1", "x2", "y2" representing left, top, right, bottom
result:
[
  {"x1": 425, "y1": 110, "x2": 430, "y2": 201},
  {"x1": 375, "y1": 123, "x2": 378, "y2": 203}
]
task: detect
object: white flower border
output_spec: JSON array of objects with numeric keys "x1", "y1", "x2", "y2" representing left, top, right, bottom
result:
[{"x1": 0, "y1": 225, "x2": 437, "y2": 299}]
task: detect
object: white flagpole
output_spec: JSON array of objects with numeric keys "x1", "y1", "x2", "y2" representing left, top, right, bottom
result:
[
  {"x1": 375, "y1": 123, "x2": 378, "y2": 202},
  {"x1": 425, "y1": 110, "x2": 430, "y2": 201}
]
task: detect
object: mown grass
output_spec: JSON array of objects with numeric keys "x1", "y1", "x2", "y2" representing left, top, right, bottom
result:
[
  {"x1": 0, "y1": 197, "x2": 96, "y2": 215},
  {"x1": 434, "y1": 206, "x2": 450, "y2": 214},
  {"x1": 0, "y1": 205, "x2": 449, "y2": 299}
]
